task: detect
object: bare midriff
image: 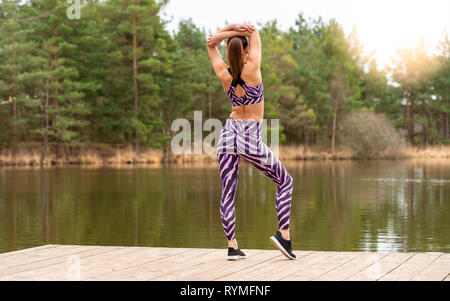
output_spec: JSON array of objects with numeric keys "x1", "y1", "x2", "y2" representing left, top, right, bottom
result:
[{"x1": 229, "y1": 101, "x2": 264, "y2": 122}]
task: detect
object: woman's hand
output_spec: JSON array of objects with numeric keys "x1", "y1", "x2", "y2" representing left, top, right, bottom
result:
[
  {"x1": 234, "y1": 24, "x2": 255, "y2": 33},
  {"x1": 207, "y1": 25, "x2": 255, "y2": 48},
  {"x1": 207, "y1": 33, "x2": 222, "y2": 48}
]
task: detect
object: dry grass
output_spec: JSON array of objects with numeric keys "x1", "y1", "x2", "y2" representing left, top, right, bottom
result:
[
  {"x1": 279, "y1": 145, "x2": 450, "y2": 160},
  {"x1": 278, "y1": 144, "x2": 356, "y2": 160},
  {"x1": 104, "y1": 145, "x2": 163, "y2": 165},
  {"x1": 0, "y1": 143, "x2": 449, "y2": 167},
  {"x1": 403, "y1": 145, "x2": 450, "y2": 159},
  {"x1": 0, "y1": 143, "x2": 164, "y2": 166}
]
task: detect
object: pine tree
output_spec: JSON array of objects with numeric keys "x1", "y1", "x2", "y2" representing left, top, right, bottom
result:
[
  {"x1": 26, "y1": 0, "x2": 91, "y2": 163},
  {"x1": 431, "y1": 30, "x2": 450, "y2": 143},
  {"x1": 0, "y1": 0, "x2": 43, "y2": 156},
  {"x1": 97, "y1": 0, "x2": 173, "y2": 150}
]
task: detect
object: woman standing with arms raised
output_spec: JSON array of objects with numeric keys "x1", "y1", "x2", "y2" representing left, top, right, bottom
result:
[{"x1": 207, "y1": 24, "x2": 296, "y2": 260}]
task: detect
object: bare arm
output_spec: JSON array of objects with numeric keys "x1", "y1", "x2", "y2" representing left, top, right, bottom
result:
[
  {"x1": 217, "y1": 23, "x2": 254, "y2": 33},
  {"x1": 206, "y1": 28, "x2": 254, "y2": 85},
  {"x1": 206, "y1": 45, "x2": 228, "y2": 84},
  {"x1": 207, "y1": 30, "x2": 252, "y2": 48},
  {"x1": 247, "y1": 28, "x2": 262, "y2": 67},
  {"x1": 218, "y1": 24, "x2": 237, "y2": 33}
]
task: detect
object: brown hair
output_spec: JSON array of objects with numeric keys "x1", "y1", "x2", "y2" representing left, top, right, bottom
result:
[{"x1": 227, "y1": 36, "x2": 248, "y2": 80}]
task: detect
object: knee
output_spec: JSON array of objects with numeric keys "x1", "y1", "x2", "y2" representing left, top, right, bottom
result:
[
  {"x1": 284, "y1": 172, "x2": 293, "y2": 188},
  {"x1": 220, "y1": 205, "x2": 234, "y2": 219}
]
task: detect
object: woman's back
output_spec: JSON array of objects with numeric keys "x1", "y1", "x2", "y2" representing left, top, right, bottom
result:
[
  {"x1": 226, "y1": 67, "x2": 263, "y2": 105},
  {"x1": 207, "y1": 25, "x2": 264, "y2": 122},
  {"x1": 224, "y1": 36, "x2": 264, "y2": 122}
]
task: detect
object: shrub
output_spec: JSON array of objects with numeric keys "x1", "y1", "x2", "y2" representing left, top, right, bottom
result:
[{"x1": 337, "y1": 111, "x2": 406, "y2": 158}]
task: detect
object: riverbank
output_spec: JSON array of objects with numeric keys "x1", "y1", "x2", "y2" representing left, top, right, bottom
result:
[{"x1": 0, "y1": 143, "x2": 449, "y2": 167}]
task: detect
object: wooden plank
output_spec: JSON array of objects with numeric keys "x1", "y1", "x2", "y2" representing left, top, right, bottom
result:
[
  {"x1": 267, "y1": 251, "x2": 339, "y2": 281},
  {"x1": 410, "y1": 254, "x2": 450, "y2": 281},
  {"x1": 145, "y1": 249, "x2": 228, "y2": 281},
  {"x1": 378, "y1": 253, "x2": 442, "y2": 281},
  {"x1": 0, "y1": 245, "x2": 99, "y2": 271},
  {"x1": 26, "y1": 246, "x2": 152, "y2": 281},
  {"x1": 345, "y1": 252, "x2": 415, "y2": 281},
  {"x1": 37, "y1": 247, "x2": 194, "y2": 281},
  {"x1": 87, "y1": 248, "x2": 218, "y2": 281},
  {"x1": 216, "y1": 251, "x2": 313, "y2": 281},
  {"x1": 0, "y1": 246, "x2": 122, "y2": 280},
  {"x1": 0, "y1": 245, "x2": 79, "y2": 267},
  {"x1": 80, "y1": 247, "x2": 196, "y2": 281},
  {"x1": 152, "y1": 249, "x2": 287, "y2": 281},
  {"x1": 281, "y1": 251, "x2": 363, "y2": 281},
  {"x1": 155, "y1": 249, "x2": 293, "y2": 281},
  {"x1": 314, "y1": 252, "x2": 390, "y2": 281},
  {"x1": 0, "y1": 245, "x2": 57, "y2": 257},
  {"x1": 1, "y1": 245, "x2": 448, "y2": 281},
  {"x1": 184, "y1": 250, "x2": 282, "y2": 281}
]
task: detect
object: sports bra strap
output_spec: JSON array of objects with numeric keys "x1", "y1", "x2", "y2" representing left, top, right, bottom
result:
[{"x1": 227, "y1": 67, "x2": 246, "y2": 87}]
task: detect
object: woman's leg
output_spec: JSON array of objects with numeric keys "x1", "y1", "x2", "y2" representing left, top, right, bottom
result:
[
  {"x1": 217, "y1": 151, "x2": 240, "y2": 248},
  {"x1": 239, "y1": 139, "x2": 294, "y2": 238}
]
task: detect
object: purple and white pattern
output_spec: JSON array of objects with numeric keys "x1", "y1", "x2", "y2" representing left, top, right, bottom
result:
[
  {"x1": 227, "y1": 82, "x2": 264, "y2": 107},
  {"x1": 217, "y1": 118, "x2": 294, "y2": 241},
  {"x1": 226, "y1": 67, "x2": 264, "y2": 107}
]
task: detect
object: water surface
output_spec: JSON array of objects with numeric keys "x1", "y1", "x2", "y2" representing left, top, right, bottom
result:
[{"x1": 0, "y1": 159, "x2": 449, "y2": 254}]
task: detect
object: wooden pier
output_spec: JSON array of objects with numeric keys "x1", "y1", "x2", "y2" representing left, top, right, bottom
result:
[{"x1": 0, "y1": 244, "x2": 449, "y2": 281}]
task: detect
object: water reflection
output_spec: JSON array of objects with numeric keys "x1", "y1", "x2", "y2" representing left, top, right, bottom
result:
[{"x1": 0, "y1": 159, "x2": 449, "y2": 254}]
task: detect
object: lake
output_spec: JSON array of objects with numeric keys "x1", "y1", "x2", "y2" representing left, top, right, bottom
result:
[{"x1": 0, "y1": 159, "x2": 449, "y2": 254}]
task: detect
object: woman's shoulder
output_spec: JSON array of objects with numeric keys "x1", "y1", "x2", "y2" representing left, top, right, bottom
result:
[{"x1": 241, "y1": 63, "x2": 262, "y2": 86}]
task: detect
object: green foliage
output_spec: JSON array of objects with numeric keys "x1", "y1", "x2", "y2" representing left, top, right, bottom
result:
[{"x1": 0, "y1": 2, "x2": 448, "y2": 155}]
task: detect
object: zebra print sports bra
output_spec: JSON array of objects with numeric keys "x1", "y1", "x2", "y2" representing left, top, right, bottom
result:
[{"x1": 226, "y1": 67, "x2": 264, "y2": 107}]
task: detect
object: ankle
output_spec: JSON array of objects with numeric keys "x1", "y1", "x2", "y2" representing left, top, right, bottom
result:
[
  {"x1": 279, "y1": 229, "x2": 290, "y2": 241},
  {"x1": 228, "y1": 239, "x2": 239, "y2": 250}
]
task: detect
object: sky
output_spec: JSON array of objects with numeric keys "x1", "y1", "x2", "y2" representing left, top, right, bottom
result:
[{"x1": 161, "y1": 0, "x2": 450, "y2": 70}]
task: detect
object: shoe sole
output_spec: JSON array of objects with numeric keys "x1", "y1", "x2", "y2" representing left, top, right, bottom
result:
[
  {"x1": 227, "y1": 255, "x2": 246, "y2": 261},
  {"x1": 270, "y1": 236, "x2": 296, "y2": 260}
]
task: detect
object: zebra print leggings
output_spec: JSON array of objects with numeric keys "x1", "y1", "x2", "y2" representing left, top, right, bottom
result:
[{"x1": 217, "y1": 118, "x2": 294, "y2": 241}]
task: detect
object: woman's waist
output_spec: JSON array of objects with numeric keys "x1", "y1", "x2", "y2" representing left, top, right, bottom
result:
[
  {"x1": 230, "y1": 102, "x2": 264, "y2": 121},
  {"x1": 223, "y1": 117, "x2": 263, "y2": 136}
]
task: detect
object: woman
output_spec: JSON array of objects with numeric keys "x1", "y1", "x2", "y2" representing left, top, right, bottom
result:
[{"x1": 207, "y1": 23, "x2": 296, "y2": 260}]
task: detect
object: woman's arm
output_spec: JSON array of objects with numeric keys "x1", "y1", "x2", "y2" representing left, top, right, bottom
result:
[
  {"x1": 207, "y1": 30, "x2": 252, "y2": 48},
  {"x1": 217, "y1": 23, "x2": 254, "y2": 33},
  {"x1": 206, "y1": 32, "x2": 238, "y2": 85},
  {"x1": 206, "y1": 46, "x2": 228, "y2": 88},
  {"x1": 247, "y1": 28, "x2": 261, "y2": 66},
  {"x1": 218, "y1": 23, "x2": 237, "y2": 33},
  {"x1": 206, "y1": 26, "x2": 255, "y2": 88}
]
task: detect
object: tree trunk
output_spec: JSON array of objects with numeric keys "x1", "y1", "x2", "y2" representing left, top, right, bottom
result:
[
  {"x1": 426, "y1": 109, "x2": 432, "y2": 145},
  {"x1": 410, "y1": 102, "x2": 415, "y2": 145},
  {"x1": 11, "y1": 96, "x2": 17, "y2": 158},
  {"x1": 132, "y1": 15, "x2": 139, "y2": 153},
  {"x1": 446, "y1": 99, "x2": 449, "y2": 140},
  {"x1": 10, "y1": 19, "x2": 17, "y2": 158},
  {"x1": 40, "y1": 76, "x2": 50, "y2": 166},
  {"x1": 303, "y1": 128, "x2": 308, "y2": 153},
  {"x1": 422, "y1": 102, "x2": 427, "y2": 148},
  {"x1": 331, "y1": 106, "x2": 338, "y2": 153},
  {"x1": 208, "y1": 64, "x2": 212, "y2": 119},
  {"x1": 52, "y1": 24, "x2": 59, "y2": 109},
  {"x1": 406, "y1": 100, "x2": 415, "y2": 145}
]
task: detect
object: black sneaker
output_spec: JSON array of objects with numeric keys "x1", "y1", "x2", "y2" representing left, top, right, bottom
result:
[
  {"x1": 270, "y1": 231, "x2": 296, "y2": 260},
  {"x1": 227, "y1": 247, "x2": 246, "y2": 261}
]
